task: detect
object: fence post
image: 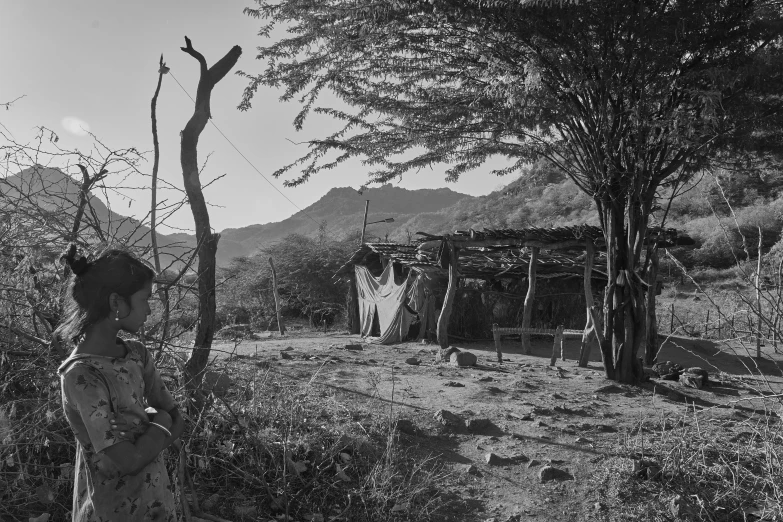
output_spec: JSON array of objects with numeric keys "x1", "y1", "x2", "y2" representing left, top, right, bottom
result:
[
  {"x1": 705, "y1": 310, "x2": 710, "y2": 338},
  {"x1": 670, "y1": 302, "x2": 675, "y2": 334}
]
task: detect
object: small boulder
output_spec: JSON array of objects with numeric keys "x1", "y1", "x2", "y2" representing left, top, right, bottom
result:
[
  {"x1": 405, "y1": 357, "x2": 421, "y2": 365},
  {"x1": 434, "y1": 409, "x2": 462, "y2": 427},
  {"x1": 465, "y1": 418, "x2": 492, "y2": 432},
  {"x1": 344, "y1": 344, "x2": 363, "y2": 351},
  {"x1": 652, "y1": 361, "x2": 684, "y2": 380},
  {"x1": 685, "y1": 367, "x2": 709, "y2": 383},
  {"x1": 450, "y1": 351, "x2": 477, "y2": 367},
  {"x1": 395, "y1": 419, "x2": 417, "y2": 435},
  {"x1": 485, "y1": 453, "x2": 504, "y2": 465},
  {"x1": 679, "y1": 373, "x2": 704, "y2": 389},
  {"x1": 436, "y1": 346, "x2": 461, "y2": 363},
  {"x1": 539, "y1": 465, "x2": 573, "y2": 483},
  {"x1": 462, "y1": 464, "x2": 481, "y2": 476},
  {"x1": 279, "y1": 351, "x2": 293, "y2": 360},
  {"x1": 444, "y1": 381, "x2": 465, "y2": 387}
]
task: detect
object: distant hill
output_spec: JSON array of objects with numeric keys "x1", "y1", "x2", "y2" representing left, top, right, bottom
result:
[
  {"x1": 1, "y1": 165, "x2": 192, "y2": 270},
  {"x1": 213, "y1": 184, "x2": 473, "y2": 264}
]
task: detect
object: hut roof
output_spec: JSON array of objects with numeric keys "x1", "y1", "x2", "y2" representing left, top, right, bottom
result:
[{"x1": 335, "y1": 225, "x2": 691, "y2": 280}]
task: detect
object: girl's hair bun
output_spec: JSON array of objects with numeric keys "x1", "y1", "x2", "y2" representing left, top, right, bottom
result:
[{"x1": 60, "y1": 244, "x2": 91, "y2": 276}]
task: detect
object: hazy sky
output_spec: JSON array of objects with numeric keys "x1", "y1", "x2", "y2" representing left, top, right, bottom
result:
[{"x1": 0, "y1": 1, "x2": 511, "y2": 234}]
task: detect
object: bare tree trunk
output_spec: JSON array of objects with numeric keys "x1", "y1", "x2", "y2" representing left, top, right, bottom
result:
[
  {"x1": 521, "y1": 247, "x2": 539, "y2": 355},
  {"x1": 437, "y1": 241, "x2": 459, "y2": 349},
  {"x1": 179, "y1": 37, "x2": 242, "y2": 405},
  {"x1": 578, "y1": 241, "x2": 595, "y2": 367},
  {"x1": 756, "y1": 227, "x2": 763, "y2": 358},
  {"x1": 269, "y1": 256, "x2": 286, "y2": 335},
  {"x1": 150, "y1": 55, "x2": 171, "y2": 355}
]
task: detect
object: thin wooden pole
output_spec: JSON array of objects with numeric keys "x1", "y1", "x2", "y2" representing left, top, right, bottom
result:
[
  {"x1": 521, "y1": 247, "x2": 539, "y2": 355},
  {"x1": 437, "y1": 241, "x2": 459, "y2": 349},
  {"x1": 493, "y1": 324, "x2": 502, "y2": 363},
  {"x1": 550, "y1": 326, "x2": 563, "y2": 366},
  {"x1": 705, "y1": 310, "x2": 710, "y2": 338},
  {"x1": 756, "y1": 227, "x2": 763, "y2": 358},
  {"x1": 269, "y1": 257, "x2": 286, "y2": 336},
  {"x1": 360, "y1": 200, "x2": 369, "y2": 245}
]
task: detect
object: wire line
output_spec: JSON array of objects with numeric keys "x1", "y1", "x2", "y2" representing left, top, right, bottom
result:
[{"x1": 168, "y1": 71, "x2": 323, "y2": 228}]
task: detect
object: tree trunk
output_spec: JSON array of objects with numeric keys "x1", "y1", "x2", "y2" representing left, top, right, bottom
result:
[
  {"x1": 179, "y1": 37, "x2": 242, "y2": 407},
  {"x1": 437, "y1": 241, "x2": 459, "y2": 349},
  {"x1": 269, "y1": 256, "x2": 286, "y2": 335},
  {"x1": 347, "y1": 273, "x2": 360, "y2": 335},
  {"x1": 578, "y1": 241, "x2": 595, "y2": 367},
  {"x1": 644, "y1": 247, "x2": 659, "y2": 365},
  {"x1": 521, "y1": 247, "x2": 539, "y2": 355}
]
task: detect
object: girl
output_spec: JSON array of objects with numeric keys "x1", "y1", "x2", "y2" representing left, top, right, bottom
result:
[{"x1": 56, "y1": 245, "x2": 184, "y2": 521}]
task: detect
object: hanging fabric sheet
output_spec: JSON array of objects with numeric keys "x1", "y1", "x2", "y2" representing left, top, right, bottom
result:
[{"x1": 355, "y1": 264, "x2": 415, "y2": 344}]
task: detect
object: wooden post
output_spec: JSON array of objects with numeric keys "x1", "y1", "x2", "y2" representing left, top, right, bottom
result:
[
  {"x1": 756, "y1": 227, "x2": 763, "y2": 358},
  {"x1": 578, "y1": 242, "x2": 595, "y2": 367},
  {"x1": 269, "y1": 257, "x2": 286, "y2": 336},
  {"x1": 521, "y1": 247, "x2": 539, "y2": 355},
  {"x1": 560, "y1": 325, "x2": 566, "y2": 361},
  {"x1": 670, "y1": 302, "x2": 675, "y2": 334},
  {"x1": 550, "y1": 325, "x2": 564, "y2": 366},
  {"x1": 493, "y1": 324, "x2": 502, "y2": 363},
  {"x1": 347, "y1": 273, "x2": 360, "y2": 335},
  {"x1": 705, "y1": 310, "x2": 710, "y2": 338},
  {"x1": 437, "y1": 241, "x2": 459, "y2": 349},
  {"x1": 360, "y1": 200, "x2": 369, "y2": 244}
]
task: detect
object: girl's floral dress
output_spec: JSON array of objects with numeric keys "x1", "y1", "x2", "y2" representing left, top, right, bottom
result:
[{"x1": 59, "y1": 339, "x2": 178, "y2": 521}]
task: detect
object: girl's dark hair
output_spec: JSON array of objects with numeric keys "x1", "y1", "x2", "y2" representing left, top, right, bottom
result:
[{"x1": 55, "y1": 244, "x2": 156, "y2": 344}]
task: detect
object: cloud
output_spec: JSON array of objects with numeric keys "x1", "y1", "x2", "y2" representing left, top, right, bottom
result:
[{"x1": 61, "y1": 117, "x2": 91, "y2": 137}]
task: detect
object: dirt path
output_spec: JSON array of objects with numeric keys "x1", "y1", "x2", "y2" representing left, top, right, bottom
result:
[{"x1": 210, "y1": 333, "x2": 783, "y2": 521}]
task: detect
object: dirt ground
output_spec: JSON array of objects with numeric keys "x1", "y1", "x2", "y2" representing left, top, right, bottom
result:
[{"x1": 210, "y1": 331, "x2": 783, "y2": 521}]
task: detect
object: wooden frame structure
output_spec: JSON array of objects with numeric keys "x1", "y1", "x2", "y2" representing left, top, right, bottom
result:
[{"x1": 335, "y1": 225, "x2": 688, "y2": 365}]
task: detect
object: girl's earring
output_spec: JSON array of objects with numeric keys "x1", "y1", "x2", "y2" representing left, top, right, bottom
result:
[{"x1": 115, "y1": 310, "x2": 120, "y2": 322}]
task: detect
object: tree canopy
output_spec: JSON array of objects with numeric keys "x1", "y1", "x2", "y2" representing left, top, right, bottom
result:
[{"x1": 241, "y1": 0, "x2": 783, "y2": 382}]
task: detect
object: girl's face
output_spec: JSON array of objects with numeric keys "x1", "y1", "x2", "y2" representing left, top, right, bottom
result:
[{"x1": 119, "y1": 281, "x2": 153, "y2": 333}]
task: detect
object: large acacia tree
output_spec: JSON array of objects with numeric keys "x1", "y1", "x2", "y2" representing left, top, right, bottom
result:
[{"x1": 240, "y1": 0, "x2": 783, "y2": 383}]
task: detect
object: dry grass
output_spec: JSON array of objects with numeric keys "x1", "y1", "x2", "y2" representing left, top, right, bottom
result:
[{"x1": 594, "y1": 393, "x2": 783, "y2": 522}]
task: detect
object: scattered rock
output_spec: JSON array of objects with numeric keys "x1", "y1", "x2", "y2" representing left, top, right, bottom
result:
[
  {"x1": 405, "y1": 357, "x2": 421, "y2": 365},
  {"x1": 434, "y1": 409, "x2": 462, "y2": 427},
  {"x1": 444, "y1": 381, "x2": 465, "y2": 387},
  {"x1": 279, "y1": 351, "x2": 293, "y2": 360},
  {"x1": 510, "y1": 452, "x2": 530, "y2": 463},
  {"x1": 653, "y1": 361, "x2": 684, "y2": 380},
  {"x1": 476, "y1": 376, "x2": 494, "y2": 382},
  {"x1": 594, "y1": 384, "x2": 624, "y2": 394},
  {"x1": 485, "y1": 453, "x2": 504, "y2": 465},
  {"x1": 437, "y1": 346, "x2": 461, "y2": 363},
  {"x1": 574, "y1": 437, "x2": 593, "y2": 444},
  {"x1": 202, "y1": 493, "x2": 220, "y2": 510},
  {"x1": 203, "y1": 371, "x2": 234, "y2": 398},
  {"x1": 466, "y1": 418, "x2": 492, "y2": 432},
  {"x1": 344, "y1": 344, "x2": 364, "y2": 351},
  {"x1": 462, "y1": 463, "x2": 481, "y2": 475},
  {"x1": 551, "y1": 393, "x2": 566, "y2": 400},
  {"x1": 451, "y1": 351, "x2": 478, "y2": 367},
  {"x1": 395, "y1": 419, "x2": 417, "y2": 435},
  {"x1": 670, "y1": 495, "x2": 697, "y2": 520},
  {"x1": 539, "y1": 466, "x2": 573, "y2": 483},
  {"x1": 234, "y1": 503, "x2": 257, "y2": 517},
  {"x1": 528, "y1": 459, "x2": 541, "y2": 468},
  {"x1": 680, "y1": 373, "x2": 704, "y2": 389}
]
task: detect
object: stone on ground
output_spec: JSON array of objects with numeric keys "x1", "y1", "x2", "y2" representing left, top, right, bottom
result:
[
  {"x1": 434, "y1": 409, "x2": 462, "y2": 427},
  {"x1": 538, "y1": 466, "x2": 573, "y2": 483},
  {"x1": 451, "y1": 351, "x2": 478, "y2": 367}
]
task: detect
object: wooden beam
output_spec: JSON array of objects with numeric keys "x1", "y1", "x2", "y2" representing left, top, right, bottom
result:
[
  {"x1": 521, "y1": 246, "x2": 539, "y2": 354},
  {"x1": 578, "y1": 241, "x2": 595, "y2": 367},
  {"x1": 437, "y1": 241, "x2": 459, "y2": 349},
  {"x1": 347, "y1": 272, "x2": 360, "y2": 335}
]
